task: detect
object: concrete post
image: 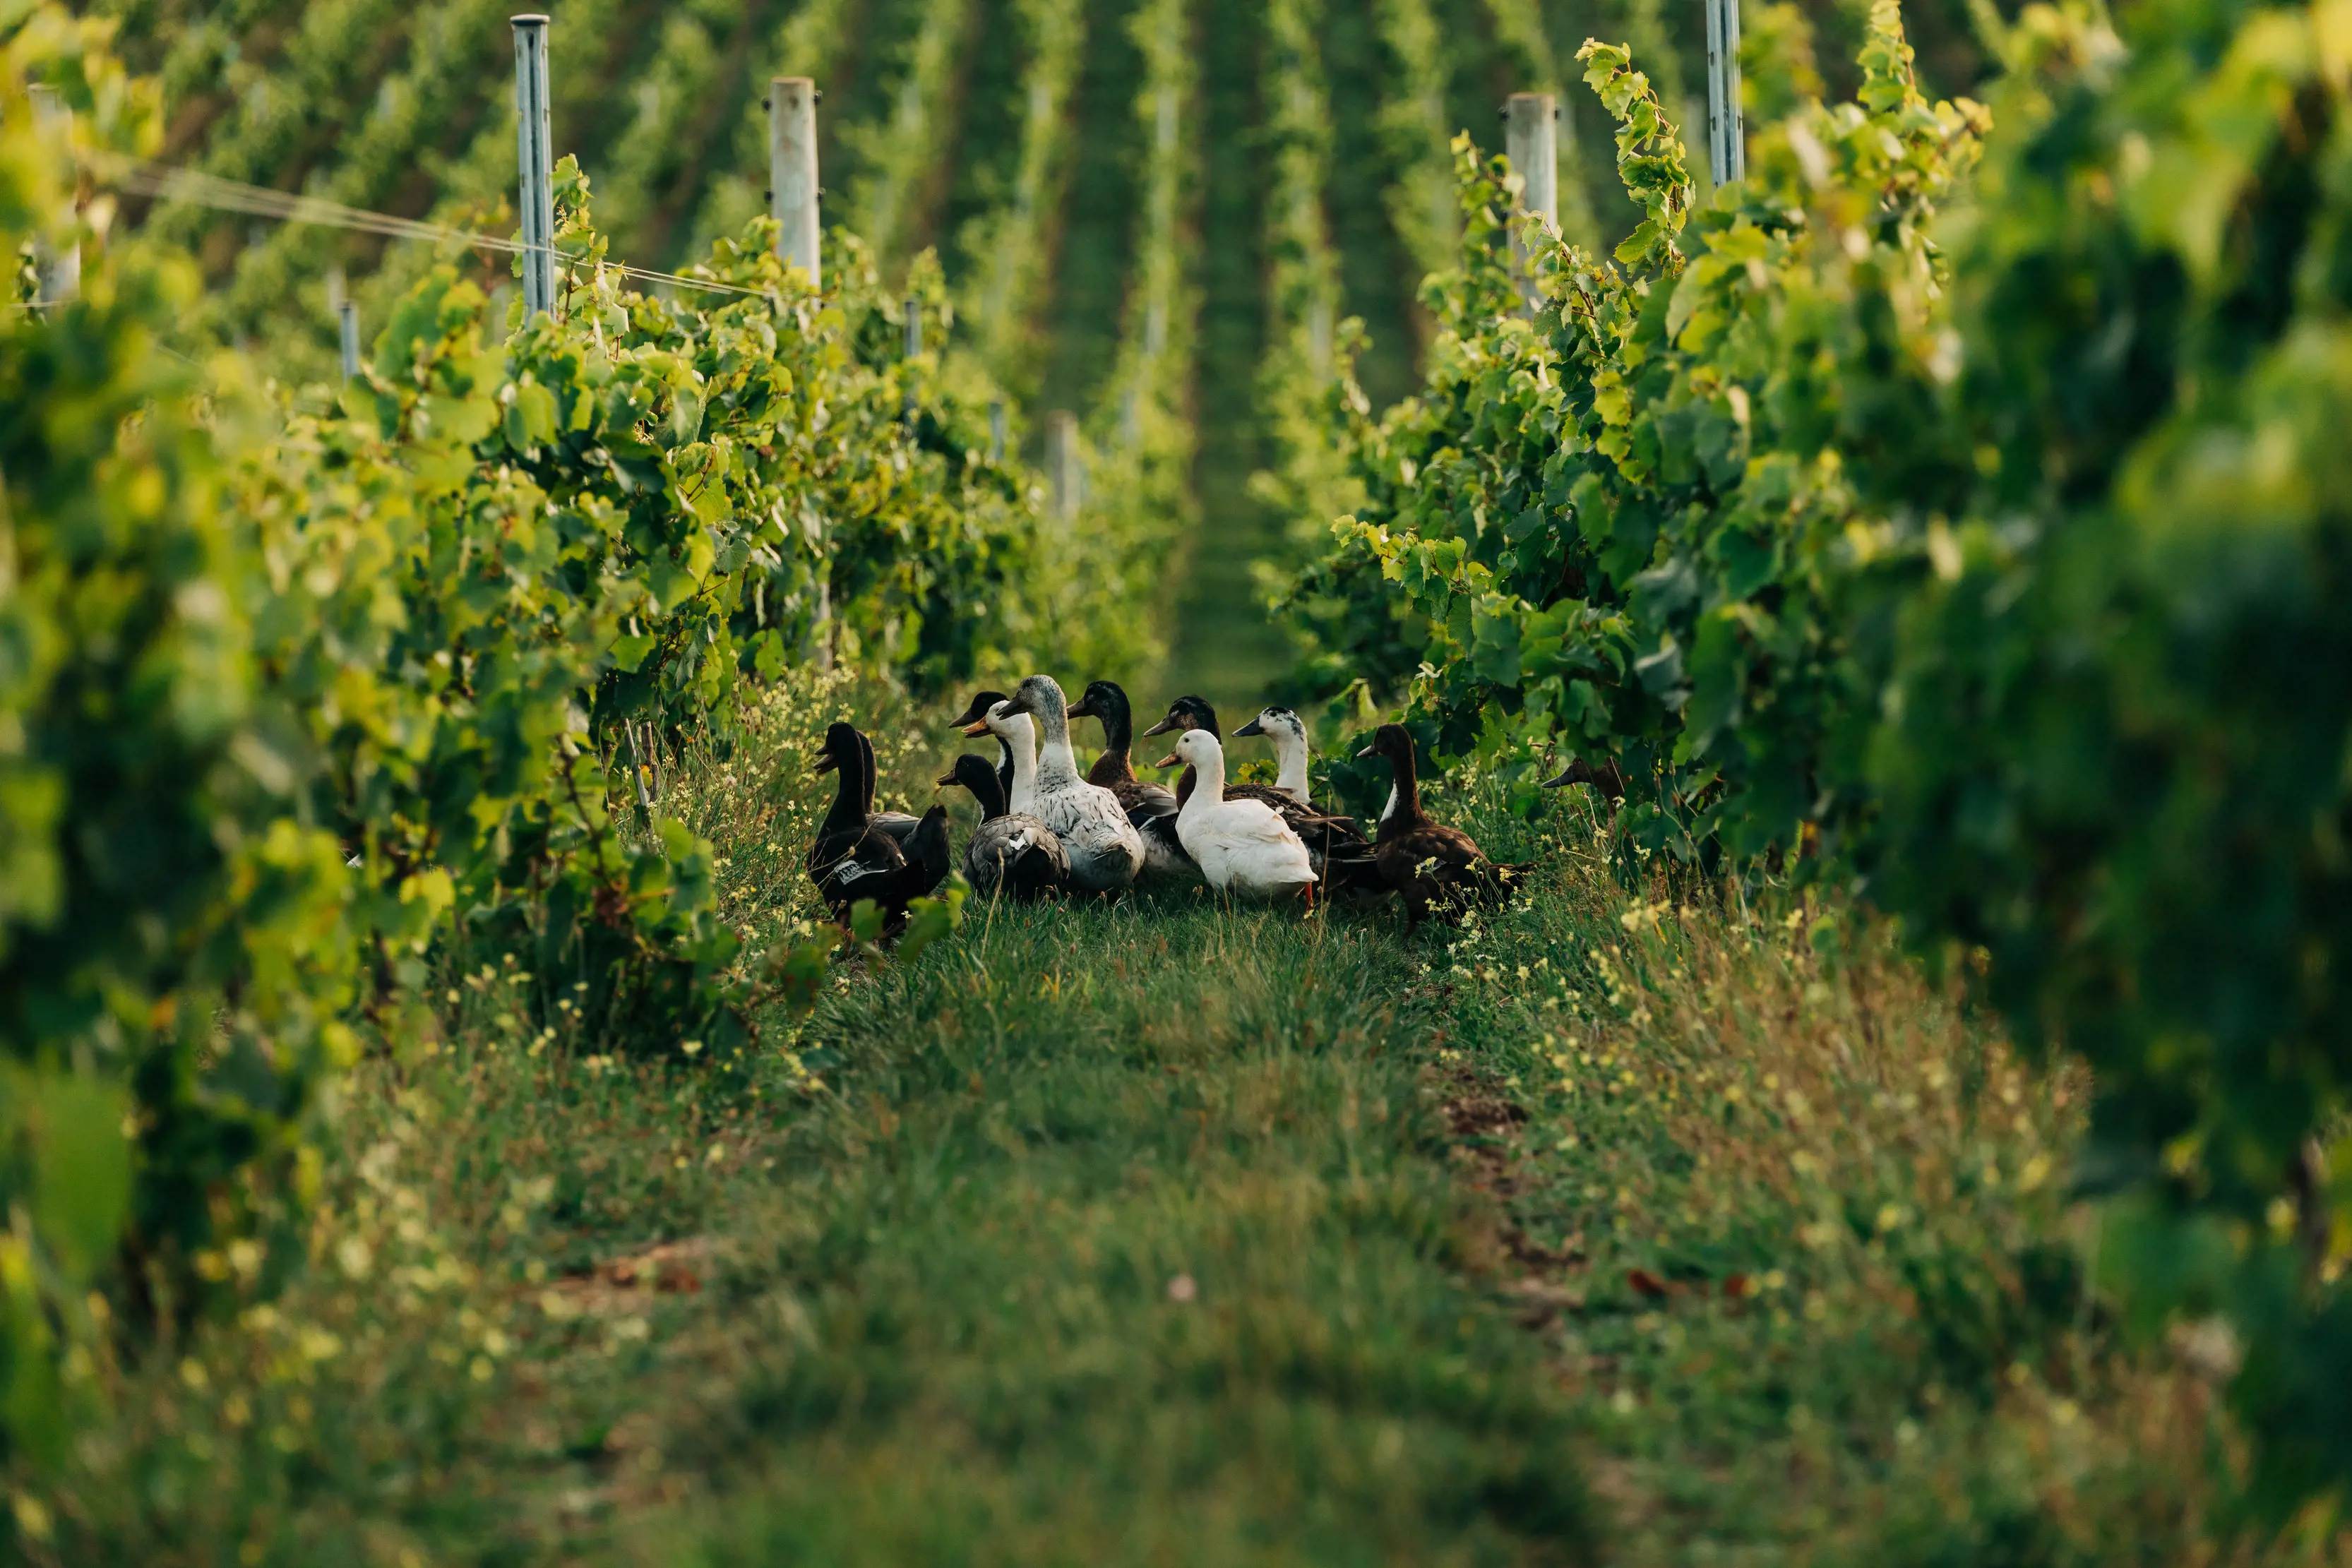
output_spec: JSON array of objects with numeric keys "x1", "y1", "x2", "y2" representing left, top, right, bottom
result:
[
  {"x1": 769, "y1": 78, "x2": 821, "y2": 289},
  {"x1": 1505, "y1": 93, "x2": 1558, "y2": 229},
  {"x1": 1506, "y1": 92, "x2": 1557, "y2": 311},
  {"x1": 339, "y1": 301, "x2": 361, "y2": 381},
  {"x1": 988, "y1": 400, "x2": 1008, "y2": 464}
]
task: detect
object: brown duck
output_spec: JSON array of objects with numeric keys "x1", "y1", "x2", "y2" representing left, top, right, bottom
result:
[{"x1": 1355, "y1": 723, "x2": 1530, "y2": 928}]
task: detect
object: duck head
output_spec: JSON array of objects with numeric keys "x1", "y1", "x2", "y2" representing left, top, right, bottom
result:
[
  {"x1": 941, "y1": 752, "x2": 997, "y2": 789},
  {"x1": 993, "y1": 674, "x2": 1065, "y2": 724},
  {"x1": 1234, "y1": 705, "x2": 1304, "y2": 743},
  {"x1": 953, "y1": 689, "x2": 1010, "y2": 736},
  {"x1": 1169, "y1": 727, "x2": 1225, "y2": 776},
  {"x1": 1064, "y1": 678, "x2": 1133, "y2": 738},
  {"x1": 1140, "y1": 693, "x2": 1219, "y2": 739},
  {"x1": 812, "y1": 721, "x2": 862, "y2": 776},
  {"x1": 939, "y1": 752, "x2": 1011, "y2": 820},
  {"x1": 1355, "y1": 722, "x2": 1415, "y2": 767}
]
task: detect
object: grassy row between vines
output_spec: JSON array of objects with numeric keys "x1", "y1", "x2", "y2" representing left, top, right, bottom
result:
[{"x1": 13, "y1": 669, "x2": 2323, "y2": 1565}]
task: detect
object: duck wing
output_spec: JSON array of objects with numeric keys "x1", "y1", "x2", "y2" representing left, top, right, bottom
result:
[
  {"x1": 869, "y1": 810, "x2": 926, "y2": 848},
  {"x1": 1113, "y1": 777, "x2": 1180, "y2": 827},
  {"x1": 811, "y1": 825, "x2": 910, "y2": 921},
  {"x1": 1222, "y1": 782, "x2": 1298, "y2": 812},
  {"x1": 965, "y1": 814, "x2": 1069, "y2": 900}
]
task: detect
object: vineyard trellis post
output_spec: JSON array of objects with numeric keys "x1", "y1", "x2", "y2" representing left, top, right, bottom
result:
[
  {"x1": 1046, "y1": 410, "x2": 1081, "y2": 522},
  {"x1": 28, "y1": 85, "x2": 79, "y2": 305},
  {"x1": 338, "y1": 300, "x2": 360, "y2": 381},
  {"x1": 1704, "y1": 0, "x2": 1744, "y2": 189},
  {"x1": 1504, "y1": 92, "x2": 1556, "y2": 313},
  {"x1": 989, "y1": 399, "x2": 1008, "y2": 463},
  {"x1": 902, "y1": 296, "x2": 921, "y2": 418},
  {"x1": 511, "y1": 15, "x2": 556, "y2": 319},
  {"x1": 770, "y1": 78, "x2": 822, "y2": 289}
]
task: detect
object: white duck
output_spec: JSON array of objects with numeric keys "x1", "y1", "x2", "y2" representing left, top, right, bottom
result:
[
  {"x1": 961, "y1": 698, "x2": 1041, "y2": 818},
  {"x1": 1164, "y1": 728, "x2": 1318, "y2": 902},
  {"x1": 998, "y1": 675, "x2": 1145, "y2": 892},
  {"x1": 1231, "y1": 704, "x2": 1316, "y2": 806}
]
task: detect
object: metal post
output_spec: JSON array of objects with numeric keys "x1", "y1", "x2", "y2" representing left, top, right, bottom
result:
[
  {"x1": 1046, "y1": 410, "x2": 1080, "y2": 523},
  {"x1": 1119, "y1": 386, "x2": 1139, "y2": 448},
  {"x1": 512, "y1": 15, "x2": 556, "y2": 320},
  {"x1": 1705, "y1": 0, "x2": 1745, "y2": 191},
  {"x1": 338, "y1": 301, "x2": 361, "y2": 381},
  {"x1": 29, "y1": 86, "x2": 79, "y2": 306},
  {"x1": 987, "y1": 400, "x2": 1007, "y2": 464},
  {"x1": 769, "y1": 77, "x2": 821, "y2": 289}
]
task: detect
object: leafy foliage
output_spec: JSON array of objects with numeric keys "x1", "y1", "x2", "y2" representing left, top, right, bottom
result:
[
  {"x1": 1277, "y1": 0, "x2": 2352, "y2": 1512},
  {"x1": 3, "y1": 6, "x2": 356, "y2": 1469},
  {"x1": 0, "y1": 4, "x2": 1101, "y2": 1473}
]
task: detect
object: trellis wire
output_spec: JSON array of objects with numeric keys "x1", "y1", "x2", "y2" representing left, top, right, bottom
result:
[{"x1": 95, "y1": 154, "x2": 785, "y2": 303}]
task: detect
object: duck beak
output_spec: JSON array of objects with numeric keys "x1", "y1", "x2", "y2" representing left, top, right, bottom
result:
[
  {"x1": 1066, "y1": 694, "x2": 1098, "y2": 719},
  {"x1": 935, "y1": 770, "x2": 959, "y2": 788},
  {"x1": 1152, "y1": 753, "x2": 1180, "y2": 770},
  {"x1": 1140, "y1": 714, "x2": 1176, "y2": 738},
  {"x1": 812, "y1": 753, "x2": 838, "y2": 775},
  {"x1": 960, "y1": 719, "x2": 992, "y2": 738},
  {"x1": 1233, "y1": 717, "x2": 1264, "y2": 738},
  {"x1": 1354, "y1": 744, "x2": 1376, "y2": 760},
  {"x1": 998, "y1": 693, "x2": 1036, "y2": 719},
  {"x1": 1540, "y1": 764, "x2": 1578, "y2": 789}
]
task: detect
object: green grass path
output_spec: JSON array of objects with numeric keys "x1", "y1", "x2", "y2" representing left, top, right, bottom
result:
[
  {"x1": 676, "y1": 893, "x2": 1592, "y2": 1561},
  {"x1": 43, "y1": 693, "x2": 2269, "y2": 1567}
]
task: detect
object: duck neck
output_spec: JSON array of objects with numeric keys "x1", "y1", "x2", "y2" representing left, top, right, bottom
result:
[
  {"x1": 1177, "y1": 746, "x2": 1226, "y2": 829},
  {"x1": 1379, "y1": 746, "x2": 1426, "y2": 839},
  {"x1": 1034, "y1": 700, "x2": 1083, "y2": 790},
  {"x1": 967, "y1": 765, "x2": 1009, "y2": 822},
  {"x1": 1176, "y1": 765, "x2": 1199, "y2": 806},
  {"x1": 999, "y1": 716, "x2": 1040, "y2": 816},
  {"x1": 1087, "y1": 695, "x2": 1136, "y2": 785},
  {"x1": 1271, "y1": 726, "x2": 1311, "y2": 806},
  {"x1": 994, "y1": 736, "x2": 1015, "y2": 803},
  {"x1": 818, "y1": 746, "x2": 870, "y2": 845},
  {"x1": 857, "y1": 733, "x2": 883, "y2": 815}
]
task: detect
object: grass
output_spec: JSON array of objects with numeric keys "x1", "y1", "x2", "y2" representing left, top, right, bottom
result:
[{"x1": 13, "y1": 672, "x2": 2346, "y2": 1566}]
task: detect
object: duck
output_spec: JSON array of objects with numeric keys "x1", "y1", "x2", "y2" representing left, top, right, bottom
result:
[
  {"x1": 937, "y1": 753, "x2": 1068, "y2": 901},
  {"x1": 1163, "y1": 729, "x2": 1317, "y2": 903},
  {"x1": 1231, "y1": 705, "x2": 1319, "y2": 807},
  {"x1": 996, "y1": 675, "x2": 1146, "y2": 892},
  {"x1": 852, "y1": 726, "x2": 926, "y2": 849},
  {"x1": 1541, "y1": 755, "x2": 1627, "y2": 801},
  {"x1": 806, "y1": 722, "x2": 954, "y2": 933},
  {"x1": 959, "y1": 695, "x2": 1041, "y2": 817},
  {"x1": 1066, "y1": 678, "x2": 1190, "y2": 880},
  {"x1": 1354, "y1": 722, "x2": 1531, "y2": 929},
  {"x1": 1229, "y1": 705, "x2": 1385, "y2": 896},
  {"x1": 1141, "y1": 695, "x2": 1313, "y2": 817},
  {"x1": 949, "y1": 689, "x2": 1017, "y2": 806}
]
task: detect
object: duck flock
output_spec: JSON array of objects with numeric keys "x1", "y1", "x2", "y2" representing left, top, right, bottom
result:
[{"x1": 807, "y1": 674, "x2": 1532, "y2": 938}]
